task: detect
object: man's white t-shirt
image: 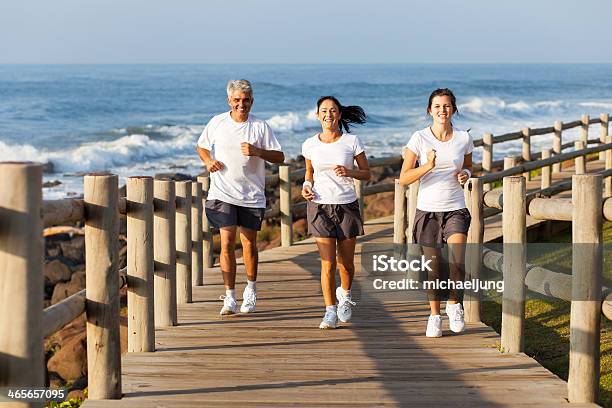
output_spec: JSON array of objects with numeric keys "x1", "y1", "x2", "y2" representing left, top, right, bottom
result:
[
  {"x1": 301, "y1": 133, "x2": 365, "y2": 204},
  {"x1": 404, "y1": 127, "x2": 474, "y2": 212},
  {"x1": 197, "y1": 112, "x2": 281, "y2": 208}
]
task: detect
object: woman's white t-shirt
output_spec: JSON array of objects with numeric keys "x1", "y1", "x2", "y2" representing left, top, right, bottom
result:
[
  {"x1": 404, "y1": 127, "x2": 474, "y2": 212},
  {"x1": 301, "y1": 133, "x2": 365, "y2": 204}
]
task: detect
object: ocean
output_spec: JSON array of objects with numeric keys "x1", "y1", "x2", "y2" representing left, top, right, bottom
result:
[{"x1": 1, "y1": 64, "x2": 611, "y2": 198}]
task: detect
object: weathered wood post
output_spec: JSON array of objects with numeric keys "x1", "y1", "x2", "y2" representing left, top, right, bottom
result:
[
  {"x1": 393, "y1": 179, "x2": 407, "y2": 255},
  {"x1": 126, "y1": 176, "x2": 155, "y2": 353},
  {"x1": 501, "y1": 176, "x2": 526, "y2": 353},
  {"x1": 0, "y1": 162, "x2": 44, "y2": 405},
  {"x1": 176, "y1": 181, "x2": 192, "y2": 304},
  {"x1": 574, "y1": 141, "x2": 586, "y2": 175},
  {"x1": 580, "y1": 114, "x2": 589, "y2": 144},
  {"x1": 541, "y1": 149, "x2": 552, "y2": 189},
  {"x1": 553, "y1": 121, "x2": 563, "y2": 173},
  {"x1": 406, "y1": 181, "x2": 419, "y2": 244},
  {"x1": 84, "y1": 173, "x2": 121, "y2": 399},
  {"x1": 504, "y1": 156, "x2": 517, "y2": 171},
  {"x1": 464, "y1": 178, "x2": 484, "y2": 323},
  {"x1": 606, "y1": 136, "x2": 612, "y2": 198},
  {"x1": 568, "y1": 174, "x2": 602, "y2": 404},
  {"x1": 522, "y1": 127, "x2": 531, "y2": 180},
  {"x1": 280, "y1": 165, "x2": 293, "y2": 247},
  {"x1": 191, "y1": 182, "x2": 203, "y2": 286},
  {"x1": 483, "y1": 132, "x2": 493, "y2": 192},
  {"x1": 154, "y1": 179, "x2": 177, "y2": 326},
  {"x1": 355, "y1": 179, "x2": 365, "y2": 217},
  {"x1": 600, "y1": 113, "x2": 609, "y2": 161},
  {"x1": 197, "y1": 174, "x2": 214, "y2": 271}
]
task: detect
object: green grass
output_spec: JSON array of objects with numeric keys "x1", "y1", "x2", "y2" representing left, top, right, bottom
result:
[{"x1": 481, "y1": 221, "x2": 612, "y2": 407}]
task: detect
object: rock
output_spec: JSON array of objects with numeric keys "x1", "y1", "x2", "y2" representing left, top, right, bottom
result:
[
  {"x1": 292, "y1": 218, "x2": 308, "y2": 239},
  {"x1": 118, "y1": 243, "x2": 127, "y2": 269},
  {"x1": 364, "y1": 192, "x2": 394, "y2": 219},
  {"x1": 154, "y1": 172, "x2": 192, "y2": 181},
  {"x1": 67, "y1": 389, "x2": 85, "y2": 400},
  {"x1": 47, "y1": 332, "x2": 87, "y2": 381},
  {"x1": 71, "y1": 376, "x2": 87, "y2": 390},
  {"x1": 48, "y1": 372, "x2": 64, "y2": 389},
  {"x1": 51, "y1": 271, "x2": 86, "y2": 305},
  {"x1": 43, "y1": 180, "x2": 62, "y2": 188},
  {"x1": 60, "y1": 236, "x2": 85, "y2": 264},
  {"x1": 44, "y1": 260, "x2": 72, "y2": 285}
]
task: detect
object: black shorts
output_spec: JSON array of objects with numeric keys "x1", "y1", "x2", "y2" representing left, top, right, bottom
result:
[
  {"x1": 306, "y1": 200, "x2": 364, "y2": 241},
  {"x1": 204, "y1": 199, "x2": 266, "y2": 231},
  {"x1": 412, "y1": 208, "x2": 471, "y2": 245}
]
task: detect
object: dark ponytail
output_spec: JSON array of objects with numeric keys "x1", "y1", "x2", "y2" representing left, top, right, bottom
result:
[{"x1": 317, "y1": 95, "x2": 366, "y2": 133}]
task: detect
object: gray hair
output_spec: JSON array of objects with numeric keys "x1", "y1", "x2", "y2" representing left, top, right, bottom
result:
[{"x1": 226, "y1": 79, "x2": 253, "y2": 97}]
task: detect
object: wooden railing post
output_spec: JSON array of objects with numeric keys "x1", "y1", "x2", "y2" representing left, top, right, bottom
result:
[
  {"x1": 541, "y1": 149, "x2": 552, "y2": 189},
  {"x1": 501, "y1": 176, "x2": 526, "y2": 354},
  {"x1": 606, "y1": 136, "x2": 612, "y2": 198},
  {"x1": 0, "y1": 162, "x2": 45, "y2": 400},
  {"x1": 355, "y1": 179, "x2": 365, "y2": 217},
  {"x1": 84, "y1": 173, "x2": 121, "y2": 399},
  {"x1": 574, "y1": 141, "x2": 586, "y2": 175},
  {"x1": 197, "y1": 174, "x2": 214, "y2": 271},
  {"x1": 464, "y1": 178, "x2": 483, "y2": 323},
  {"x1": 191, "y1": 182, "x2": 203, "y2": 286},
  {"x1": 126, "y1": 176, "x2": 155, "y2": 353},
  {"x1": 522, "y1": 127, "x2": 531, "y2": 180},
  {"x1": 581, "y1": 113, "x2": 589, "y2": 144},
  {"x1": 483, "y1": 133, "x2": 493, "y2": 192},
  {"x1": 504, "y1": 156, "x2": 517, "y2": 170},
  {"x1": 406, "y1": 181, "x2": 419, "y2": 244},
  {"x1": 553, "y1": 121, "x2": 563, "y2": 173},
  {"x1": 154, "y1": 179, "x2": 177, "y2": 326},
  {"x1": 280, "y1": 165, "x2": 293, "y2": 247},
  {"x1": 393, "y1": 179, "x2": 407, "y2": 252},
  {"x1": 568, "y1": 174, "x2": 602, "y2": 404},
  {"x1": 176, "y1": 181, "x2": 192, "y2": 304},
  {"x1": 600, "y1": 113, "x2": 609, "y2": 161}
]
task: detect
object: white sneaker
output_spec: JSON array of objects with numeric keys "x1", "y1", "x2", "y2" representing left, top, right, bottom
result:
[
  {"x1": 319, "y1": 309, "x2": 338, "y2": 329},
  {"x1": 445, "y1": 303, "x2": 465, "y2": 333},
  {"x1": 426, "y1": 315, "x2": 442, "y2": 337},
  {"x1": 336, "y1": 286, "x2": 356, "y2": 323},
  {"x1": 240, "y1": 287, "x2": 257, "y2": 313},
  {"x1": 219, "y1": 295, "x2": 238, "y2": 315}
]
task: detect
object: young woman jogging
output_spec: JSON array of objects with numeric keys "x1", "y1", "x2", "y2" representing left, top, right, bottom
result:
[
  {"x1": 301, "y1": 96, "x2": 371, "y2": 329},
  {"x1": 399, "y1": 88, "x2": 473, "y2": 337}
]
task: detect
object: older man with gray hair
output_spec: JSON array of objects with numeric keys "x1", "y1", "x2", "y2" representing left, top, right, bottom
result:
[{"x1": 197, "y1": 79, "x2": 284, "y2": 315}]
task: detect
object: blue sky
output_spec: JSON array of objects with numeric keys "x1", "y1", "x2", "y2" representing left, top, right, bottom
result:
[{"x1": 1, "y1": 0, "x2": 611, "y2": 64}]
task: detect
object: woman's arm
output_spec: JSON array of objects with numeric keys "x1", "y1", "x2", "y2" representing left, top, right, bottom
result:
[
  {"x1": 399, "y1": 148, "x2": 435, "y2": 186},
  {"x1": 456, "y1": 153, "x2": 473, "y2": 185},
  {"x1": 302, "y1": 158, "x2": 315, "y2": 201},
  {"x1": 333, "y1": 152, "x2": 371, "y2": 180}
]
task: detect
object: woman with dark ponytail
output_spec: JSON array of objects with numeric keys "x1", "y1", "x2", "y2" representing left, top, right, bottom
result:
[{"x1": 301, "y1": 96, "x2": 371, "y2": 329}]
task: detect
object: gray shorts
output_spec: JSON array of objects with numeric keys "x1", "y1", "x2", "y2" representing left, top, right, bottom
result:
[
  {"x1": 412, "y1": 208, "x2": 471, "y2": 245},
  {"x1": 307, "y1": 200, "x2": 364, "y2": 241},
  {"x1": 204, "y1": 199, "x2": 265, "y2": 231}
]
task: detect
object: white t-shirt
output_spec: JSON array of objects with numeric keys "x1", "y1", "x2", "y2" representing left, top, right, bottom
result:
[
  {"x1": 301, "y1": 133, "x2": 365, "y2": 204},
  {"x1": 404, "y1": 127, "x2": 474, "y2": 212},
  {"x1": 197, "y1": 112, "x2": 282, "y2": 208}
]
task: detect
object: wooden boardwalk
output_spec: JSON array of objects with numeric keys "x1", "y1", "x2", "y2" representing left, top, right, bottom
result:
[{"x1": 83, "y1": 208, "x2": 601, "y2": 407}]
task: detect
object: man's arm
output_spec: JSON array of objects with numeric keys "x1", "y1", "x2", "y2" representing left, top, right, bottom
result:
[
  {"x1": 240, "y1": 143, "x2": 285, "y2": 164},
  {"x1": 196, "y1": 145, "x2": 224, "y2": 172}
]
